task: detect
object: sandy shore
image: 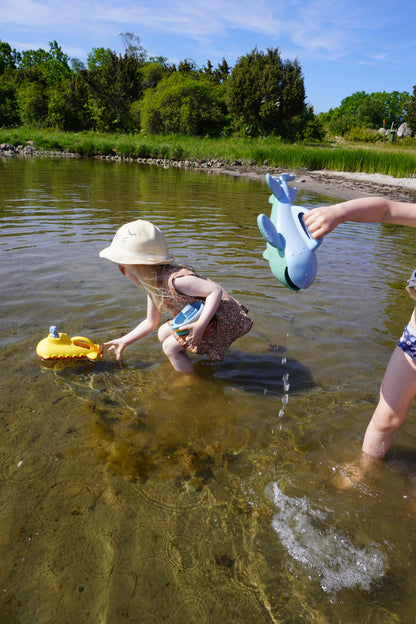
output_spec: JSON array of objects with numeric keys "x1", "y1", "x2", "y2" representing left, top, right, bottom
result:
[
  {"x1": 296, "y1": 170, "x2": 416, "y2": 201},
  {"x1": 212, "y1": 164, "x2": 416, "y2": 202}
]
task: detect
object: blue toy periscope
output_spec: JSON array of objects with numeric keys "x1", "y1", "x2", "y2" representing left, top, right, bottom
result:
[{"x1": 257, "y1": 173, "x2": 322, "y2": 290}]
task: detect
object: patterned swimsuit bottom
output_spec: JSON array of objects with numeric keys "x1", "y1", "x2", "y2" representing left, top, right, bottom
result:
[{"x1": 397, "y1": 324, "x2": 416, "y2": 360}]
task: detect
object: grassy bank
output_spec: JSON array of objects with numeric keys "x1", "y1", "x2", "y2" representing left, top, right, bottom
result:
[{"x1": 1, "y1": 127, "x2": 416, "y2": 178}]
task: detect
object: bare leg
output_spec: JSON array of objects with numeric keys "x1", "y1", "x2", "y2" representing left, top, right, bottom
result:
[
  {"x1": 362, "y1": 346, "x2": 416, "y2": 458},
  {"x1": 158, "y1": 322, "x2": 194, "y2": 373}
]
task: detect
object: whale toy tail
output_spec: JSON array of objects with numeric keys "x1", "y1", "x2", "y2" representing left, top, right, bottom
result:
[{"x1": 258, "y1": 174, "x2": 322, "y2": 290}]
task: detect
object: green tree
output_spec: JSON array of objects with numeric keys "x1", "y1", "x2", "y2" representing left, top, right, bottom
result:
[
  {"x1": 87, "y1": 47, "x2": 113, "y2": 71},
  {"x1": 19, "y1": 40, "x2": 71, "y2": 86},
  {"x1": 0, "y1": 76, "x2": 20, "y2": 125},
  {"x1": 297, "y1": 105, "x2": 326, "y2": 141},
  {"x1": 177, "y1": 58, "x2": 198, "y2": 75},
  {"x1": 16, "y1": 79, "x2": 49, "y2": 125},
  {"x1": 139, "y1": 61, "x2": 166, "y2": 90},
  {"x1": 12, "y1": 41, "x2": 73, "y2": 126},
  {"x1": 84, "y1": 48, "x2": 144, "y2": 130},
  {"x1": 119, "y1": 32, "x2": 147, "y2": 62},
  {"x1": 71, "y1": 58, "x2": 85, "y2": 72},
  {"x1": 0, "y1": 40, "x2": 20, "y2": 74},
  {"x1": 203, "y1": 60, "x2": 214, "y2": 78},
  {"x1": 140, "y1": 72, "x2": 227, "y2": 136},
  {"x1": 47, "y1": 74, "x2": 91, "y2": 130},
  {"x1": 327, "y1": 90, "x2": 410, "y2": 133},
  {"x1": 383, "y1": 91, "x2": 410, "y2": 127},
  {"x1": 226, "y1": 47, "x2": 305, "y2": 138},
  {"x1": 203, "y1": 58, "x2": 230, "y2": 84},
  {"x1": 213, "y1": 58, "x2": 230, "y2": 83},
  {"x1": 0, "y1": 41, "x2": 21, "y2": 126},
  {"x1": 327, "y1": 112, "x2": 357, "y2": 137},
  {"x1": 405, "y1": 85, "x2": 416, "y2": 134}
]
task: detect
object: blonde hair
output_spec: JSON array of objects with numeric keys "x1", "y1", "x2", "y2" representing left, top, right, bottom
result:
[
  {"x1": 126, "y1": 263, "x2": 174, "y2": 309},
  {"x1": 124, "y1": 264, "x2": 161, "y2": 308},
  {"x1": 125, "y1": 262, "x2": 195, "y2": 310}
]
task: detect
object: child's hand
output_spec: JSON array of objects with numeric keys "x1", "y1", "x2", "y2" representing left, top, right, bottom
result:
[
  {"x1": 304, "y1": 205, "x2": 343, "y2": 239},
  {"x1": 180, "y1": 322, "x2": 205, "y2": 344},
  {"x1": 103, "y1": 338, "x2": 127, "y2": 361}
]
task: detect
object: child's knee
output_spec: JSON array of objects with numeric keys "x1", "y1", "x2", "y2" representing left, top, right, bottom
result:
[
  {"x1": 162, "y1": 335, "x2": 181, "y2": 358},
  {"x1": 158, "y1": 323, "x2": 171, "y2": 343},
  {"x1": 161, "y1": 335, "x2": 193, "y2": 373},
  {"x1": 372, "y1": 403, "x2": 406, "y2": 434}
]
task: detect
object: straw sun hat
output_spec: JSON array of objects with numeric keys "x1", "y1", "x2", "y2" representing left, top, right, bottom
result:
[{"x1": 99, "y1": 219, "x2": 175, "y2": 265}]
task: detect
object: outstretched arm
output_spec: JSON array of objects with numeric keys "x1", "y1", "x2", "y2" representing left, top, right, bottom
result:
[
  {"x1": 304, "y1": 196, "x2": 416, "y2": 239},
  {"x1": 104, "y1": 293, "x2": 161, "y2": 360}
]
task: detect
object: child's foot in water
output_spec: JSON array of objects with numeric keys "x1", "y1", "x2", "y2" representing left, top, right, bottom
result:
[{"x1": 333, "y1": 454, "x2": 376, "y2": 489}]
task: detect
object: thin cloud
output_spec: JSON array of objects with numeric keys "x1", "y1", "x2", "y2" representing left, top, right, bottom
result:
[
  {"x1": 1, "y1": 0, "x2": 375, "y2": 56},
  {"x1": 1, "y1": 0, "x2": 414, "y2": 114}
]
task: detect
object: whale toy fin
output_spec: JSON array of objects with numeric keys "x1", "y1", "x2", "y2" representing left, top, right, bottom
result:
[
  {"x1": 266, "y1": 173, "x2": 282, "y2": 199},
  {"x1": 257, "y1": 214, "x2": 284, "y2": 250},
  {"x1": 266, "y1": 173, "x2": 297, "y2": 204},
  {"x1": 280, "y1": 172, "x2": 296, "y2": 183}
]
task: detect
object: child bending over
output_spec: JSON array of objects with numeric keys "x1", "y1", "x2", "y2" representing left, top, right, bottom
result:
[{"x1": 99, "y1": 219, "x2": 252, "y2": 374}]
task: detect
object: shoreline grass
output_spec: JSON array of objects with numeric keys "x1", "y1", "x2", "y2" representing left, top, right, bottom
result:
[{"x1": 1, "y1": 127, "x2": 416, "y2": 178}]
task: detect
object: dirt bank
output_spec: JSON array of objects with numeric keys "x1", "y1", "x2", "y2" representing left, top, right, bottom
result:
[{"x1": 207, "y1": 163, "x2": 416, "y2": 202}]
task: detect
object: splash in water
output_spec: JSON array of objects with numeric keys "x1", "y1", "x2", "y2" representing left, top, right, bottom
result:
[{"x1": 266, "y1": 482, "x2": 386, "y2": 593}]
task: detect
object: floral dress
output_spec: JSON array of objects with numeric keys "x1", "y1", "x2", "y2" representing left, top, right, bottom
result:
[{"x1": 156, "y1": 266, "x2": 253, "y2": 361}]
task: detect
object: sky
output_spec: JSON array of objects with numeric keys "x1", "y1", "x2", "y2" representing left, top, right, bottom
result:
[{"x1": 1, "y1": 0, "x2": 415, "y2": 113}]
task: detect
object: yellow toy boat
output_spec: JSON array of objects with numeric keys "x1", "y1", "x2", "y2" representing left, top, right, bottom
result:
[{"x1": 36, "y1": 326, "x2": 103, "y2": 361}]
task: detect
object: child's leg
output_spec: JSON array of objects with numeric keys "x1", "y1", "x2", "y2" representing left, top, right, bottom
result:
[
  {"x1": 362, "y1": 346, "x2": 416, "y2": 458},
  {"x1": 158, "y1": 322, "x2": 194, "y2": 373}
]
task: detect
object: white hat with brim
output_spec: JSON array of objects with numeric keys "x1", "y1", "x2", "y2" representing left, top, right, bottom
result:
[{"x1": 99, "y1": 219, "x2": 175, "y2": 265}]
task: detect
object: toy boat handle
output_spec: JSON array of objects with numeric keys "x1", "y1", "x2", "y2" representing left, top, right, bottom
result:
[
  {"x1": 71, "y1": 336, "x2": 96, "y2": 349},
  {"x1": 294, "y1": 208, "x2": 322, "y2": 251}
]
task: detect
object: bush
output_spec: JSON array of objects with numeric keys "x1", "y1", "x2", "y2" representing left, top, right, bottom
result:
[
  {"x1": 343, "y1": 127, "x2": 380, "y2": 143},
  {"x1": 16, "y1": 80, "x2": 49, "y2": 126},
  {"x1": 140, "y1": 73, "x2": 227, "y2": 136}
]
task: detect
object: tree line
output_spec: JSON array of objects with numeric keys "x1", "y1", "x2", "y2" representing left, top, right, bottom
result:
[
  {"x1": 320, "y1": 90, "x2": 414, "y2": 138},
  {"x1": 0, "y1": 36, "x2": 323, "y2": 140},
  {"x1": 0, "y1": 35, "x2": 415, "y2": 141}
]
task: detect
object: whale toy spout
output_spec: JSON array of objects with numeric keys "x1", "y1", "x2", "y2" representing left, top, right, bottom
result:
[{"x1": 257, "y1": 173, "x2": 322, "y2": 290}]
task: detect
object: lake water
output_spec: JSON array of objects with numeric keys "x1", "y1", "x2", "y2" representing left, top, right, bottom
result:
[{"x1": 2, "y1": 156, "x2": 416, "y2": 623}]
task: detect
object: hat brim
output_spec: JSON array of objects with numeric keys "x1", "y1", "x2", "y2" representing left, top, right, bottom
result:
[{"x1": 99, "y1": 246, "x2": 175, "y2": 265}]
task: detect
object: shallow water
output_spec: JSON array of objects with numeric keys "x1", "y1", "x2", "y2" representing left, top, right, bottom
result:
[{"x1": 2, "y1": 156, "x2": 416, "y2": 622}]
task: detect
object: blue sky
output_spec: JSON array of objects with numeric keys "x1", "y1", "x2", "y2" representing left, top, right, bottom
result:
[{"x1": 1, "y1": 0, "x2": 415, "y2": 113}]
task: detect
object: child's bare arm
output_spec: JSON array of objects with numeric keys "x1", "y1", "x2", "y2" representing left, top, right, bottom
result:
[
  {"x1": 104, "y1": 294, "x2": 161, "y2": 360},
  {"x1": 304, "y1": 197, "x2": 416, "y2": 239}
]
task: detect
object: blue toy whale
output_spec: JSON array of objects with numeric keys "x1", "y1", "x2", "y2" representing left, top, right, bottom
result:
[{"x1": 257, "y1": 173, "x2": 322, "y2": 290}]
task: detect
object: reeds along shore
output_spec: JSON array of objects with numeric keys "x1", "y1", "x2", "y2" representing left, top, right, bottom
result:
[{"x1": 1, "y1": 127, "x2": 416, "y2": 179}]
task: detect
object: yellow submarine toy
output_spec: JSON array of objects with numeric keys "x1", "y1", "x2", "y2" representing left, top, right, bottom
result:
[{"x1": 36, "y1": 326, "x2": 103, "y2": 361}]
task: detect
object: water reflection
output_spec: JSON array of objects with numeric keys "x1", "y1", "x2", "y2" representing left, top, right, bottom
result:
[{"x1": 2, "y1": 157, "x2": 416, "y2": 622}]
